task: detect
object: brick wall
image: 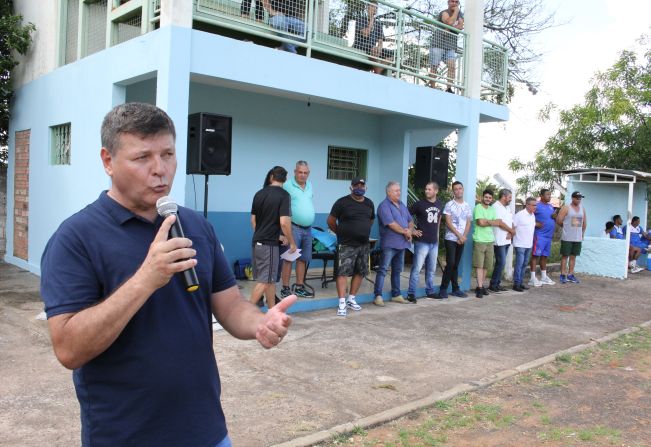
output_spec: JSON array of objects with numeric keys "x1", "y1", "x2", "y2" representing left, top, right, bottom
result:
[{"x1": 13, "y1": 130, "x2": 30, "y2": 260}]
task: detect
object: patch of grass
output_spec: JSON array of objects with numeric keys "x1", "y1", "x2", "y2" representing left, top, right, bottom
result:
[
  {"x1": 537, "y1": 427, "x2": 573, "y2": 441},
  {"x1": 577, "y1": 426, "x2": 621, "y2": 442},
  {"x1": 540, "y1": 414, "x2": 552, "y2": 425},
  {"x1": 532, "y1": 401, "x2": 546, "y2": 411},
  {"x1": 517, "y1": 373, "x2": 533, "y2": 384},
  {"x1": 330, "y1": 432, "x2": 350, "y2": 444},
  {"x1": 454, "y1": 392, "x2": 471, "y2": 404},
  {"x1": 556, "y1": 352, "x2": 572, "y2": 363},
  {"x1": 433, "y1": 400, "x2": 450, "y2": 410},
  {"x1": 536, "y1": 370, "x2": 553, "y2": 380},
  {"x1": 350, "y1": 426, "x2": 367, "y2": 436}
]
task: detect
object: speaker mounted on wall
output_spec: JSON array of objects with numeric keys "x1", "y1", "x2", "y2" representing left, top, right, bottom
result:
[
  {"x1": 187, "y1": 112, "x2": 232, "y2": 175},
  {"x1": 414, "y1": 146, "x2": 449, "y2": 190}
]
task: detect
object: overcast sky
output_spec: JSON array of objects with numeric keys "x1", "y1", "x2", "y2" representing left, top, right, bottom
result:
[{"x1": 476, "y1": 0, "x2": 651, "y2": 188}]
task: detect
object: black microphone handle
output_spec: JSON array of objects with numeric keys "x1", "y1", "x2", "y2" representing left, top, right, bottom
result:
[{"x1": 168, "y1": 214, "x2": 200, "y2": 292}]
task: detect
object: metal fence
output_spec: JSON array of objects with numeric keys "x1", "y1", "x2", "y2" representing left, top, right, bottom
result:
[{"x1": 60, "y1": 0, "x2": 508, "y2": 100}]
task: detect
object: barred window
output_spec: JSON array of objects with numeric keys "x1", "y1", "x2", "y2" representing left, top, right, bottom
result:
[
  {"x1": 327, "y1": 146, "x2": 367, "y2": 181},
  {"x1": 51, "y1": 123, "x2": 72, "y2": 165}
]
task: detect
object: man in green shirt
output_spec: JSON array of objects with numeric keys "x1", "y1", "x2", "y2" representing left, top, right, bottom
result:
[{"x1": 472, "y1": 189, "x2": 501, "y2": 298}]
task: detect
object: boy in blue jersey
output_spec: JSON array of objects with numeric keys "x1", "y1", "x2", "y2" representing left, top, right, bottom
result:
[{"x1": 529, "y1": 189, "x2": 557, "y2": 287}]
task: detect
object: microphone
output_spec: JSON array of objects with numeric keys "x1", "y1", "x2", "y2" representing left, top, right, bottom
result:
[{"x1": 156, "y1": 196, "x2": 200, "y2": 293}]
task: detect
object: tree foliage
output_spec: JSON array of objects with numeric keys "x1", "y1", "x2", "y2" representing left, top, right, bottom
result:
[
  {"x1": 1, "y1": 0, "x2": 35, "y2": 165},
  {"x1": 509, "y1": 36, "x2": 651, "y2": 196}
]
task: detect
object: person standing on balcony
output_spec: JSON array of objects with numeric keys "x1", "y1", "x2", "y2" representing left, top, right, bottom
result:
[
  {"x1": 438, "y1": 181, "x2": 472, "y2": 298},
  {"x1": 429, "y1": 0, "x2": 464, "y2": 93},
  {"x1": 407, "y1": 181, "x2": 443, "y2": 301},
  {"x1": 262, "y1": 0, "x2": 306, "y2": 54},
  {"x1": 374, "y1": 181, "x2": 414, "y2": 306},
  {"x1": 489, "y1": 189, "x2": 515, "y2": 293},
  {"x1": 328, "y1": 178, "x2": 375, "y2": 317},
  {"x1": 250, "y1": 166, "x2": 297, "y2": 308},
  {"x1": 240, "y1": 0, "x2": 265, "y2": 22},
  {"x1": 280, "y1": 160, "x2": 315, "y2": 299},
  {"x1": 352, "y1": 1, "x2": 388, "y2": 75}
]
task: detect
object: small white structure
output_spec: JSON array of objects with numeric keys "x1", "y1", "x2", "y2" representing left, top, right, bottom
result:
[{"x1": 561, "y1": 168, "x2": 650, "y2": 279}]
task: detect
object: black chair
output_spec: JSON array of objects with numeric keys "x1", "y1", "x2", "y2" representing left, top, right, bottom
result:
[{"x1": 303, "y1": 226, "x2": 337, "y2": 289}]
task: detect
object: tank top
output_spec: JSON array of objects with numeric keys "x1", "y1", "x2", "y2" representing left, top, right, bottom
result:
[{"x1": 561, "y1": 204, "x2": 584, "y2": 242}]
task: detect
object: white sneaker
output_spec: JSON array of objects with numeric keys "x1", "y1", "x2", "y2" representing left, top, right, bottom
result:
[
  {"x1": 346, "y1": 299, "x2": 362, "y2": 311},
  {"x1": 631, "y1": 265, "x2": 644, "y2": 274},
  {"x1": 541, "y1": 276, "x2": 555, "y2": 285},
  {"x1": 529, "y1": 277, "x2": 543, "y2": 287},
  {"x1": 337, "y1": 302, "x2": 347, "y2": 316}
]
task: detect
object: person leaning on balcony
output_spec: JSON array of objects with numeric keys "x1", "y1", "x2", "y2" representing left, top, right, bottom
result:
[
  {"x1": 352, "y1": 1, "x2": 387, "y2": 75},
  {"x1": 429, "y1": 0, "x2": 464, "y2": 93},
  {"x1": 240, "y1": 0, "x2": 265, "y2": 22},
  {"x1": 262, "y1": 0, "x2": 306, "y2": 54}
]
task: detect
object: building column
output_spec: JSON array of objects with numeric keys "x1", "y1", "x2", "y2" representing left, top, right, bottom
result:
[
  {"x1": 156, "y1": 27, "x2": 192, "y2": 206},
  {"x1": 464, "y1": 0, "x2": 484, "y2": 99},
  {"x1": 160, "y1": 0, "x2": 193, "y2": 28},
  {"x1": 455, "y1": 100, "x2": 480, "y2": 291}
]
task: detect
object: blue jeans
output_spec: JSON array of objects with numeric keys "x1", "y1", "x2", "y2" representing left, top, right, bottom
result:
[
  {"x1": 408, "y1": 241, "x2": 438, "y2": 295},
  {"x1": 374, "y1": 248, "x2": 405, "y2": 297},
  {"x1": 490, "y1": 244, "x2": 509, "y2": 288},
  {"x1": 513, "y1": 247, "x2": 531, "y2": 286},
  {"x1": 269, "y1": 14, "x2": 305, "y2": 53}
]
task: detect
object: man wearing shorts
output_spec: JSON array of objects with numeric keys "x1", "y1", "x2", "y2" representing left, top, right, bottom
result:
[
  {"x1": 530, "y1": 188, "x2": 557, "y2": 287},
  {"x1": 251, "y1": 166, "x2": 296, "y2": 308},
  {"x1": 280, "y1": 160, "x2": 315, "y2": 298},
  {"x1": 556, "y1": 191, "x2": 587, "y2": 284},
  {"x1": 472, "y1": 189, "x2": 500, "y2": 298},
  {"x1": 327, "y1": 178, "x2": 375, "y2": 317},
  {"x1": 429, "y1": 0, "x2": 464, "y2": 92}
]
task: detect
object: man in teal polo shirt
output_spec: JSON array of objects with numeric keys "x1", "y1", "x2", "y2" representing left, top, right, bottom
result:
[
  {"x1": 280, "y1": 160, "x2": 316, "y2": 298},
  {"x1": 472, "y1": 189, "x2": 501, "y2": 298}
]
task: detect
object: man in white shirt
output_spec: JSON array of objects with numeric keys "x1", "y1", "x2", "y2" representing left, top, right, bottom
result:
[
  {"x1": 489, "y1": 189, "x2": 514, "y2": 293},
  {"x1": 512, "y1": 197, "x2": 537, "y2": 291}
]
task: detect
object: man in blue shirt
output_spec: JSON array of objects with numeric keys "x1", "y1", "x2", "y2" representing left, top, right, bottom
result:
[
  {"x1": 374, "y1": 181, "x2": 414, "y2": 306},
  {"x1": 529, "y1": 188, "x2": 557, "y2": 287},
  {"x1": 40, "y1": 103, "x2": 295, "y2": 447}
]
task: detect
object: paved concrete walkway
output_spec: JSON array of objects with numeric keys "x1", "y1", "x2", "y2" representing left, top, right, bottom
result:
[{"x1": 1, "y1": 262, "x2": 651, "y2": 446}]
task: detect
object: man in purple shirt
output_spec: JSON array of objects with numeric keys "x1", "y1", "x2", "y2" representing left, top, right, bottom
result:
[{"x1": 373, "y1": 181, "x2": 414, "y2": 306}]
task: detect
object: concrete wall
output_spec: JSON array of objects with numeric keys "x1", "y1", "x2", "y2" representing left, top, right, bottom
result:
[
  {"x1": 12, "y1": 0, "x2": 60, "y2": 89},
  {"x1": 575, "y1": 237, "x2": 628, "y2": 279},
  {"x1": 0, "y1": 168, "x2": 6, "y2": 258}
]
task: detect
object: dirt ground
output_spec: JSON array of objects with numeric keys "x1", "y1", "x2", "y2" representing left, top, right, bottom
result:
[{"x1": 318, "y1": 329, "x2": 651, "y2": 447}]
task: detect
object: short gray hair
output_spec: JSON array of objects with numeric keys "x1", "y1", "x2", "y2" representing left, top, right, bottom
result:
[
  {"x1": 295, "y1": 160, "x2": 309, "y2": 169},
  {"x1": 385, "y1": 181, "x2": 400, "y2": 194},
  {"x1": 525, "y1": 197, "x2": 536, "y2": 205},
  {"x1": 498, "y1": 189, "x2": 512, "y2": 199},
  {"x1": 101, "y1": 102, "x2": 176, "y2": 155}
]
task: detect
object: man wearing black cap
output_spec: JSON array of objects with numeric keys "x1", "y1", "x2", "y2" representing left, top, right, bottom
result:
[
  {"x1": 556, "y1": 191, "x2": 587, "y2": 284},
  {"x1": 327, "y1": 178, "x2": 375, "y2": 317}
]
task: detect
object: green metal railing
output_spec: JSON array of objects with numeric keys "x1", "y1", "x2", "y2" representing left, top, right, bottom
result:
[{"x1": 61, "y1": 0, "x2": 508, "y2": 101}]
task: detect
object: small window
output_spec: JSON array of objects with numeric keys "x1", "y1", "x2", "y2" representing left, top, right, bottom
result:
[
  {"x1": 327, "y1": 146, "x2": 367, "y2": 181},
  {"x1": 51, "y1": 123, "x2": 71, "y2": 165}
]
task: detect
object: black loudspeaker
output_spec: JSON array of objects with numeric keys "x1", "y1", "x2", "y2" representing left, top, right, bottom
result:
[
  {"x1": 187, "y1": 112, "x2": 232, "y2": 175},
  {"x1": 414, "y1": 146, "x2": 449, "y2": 190}
]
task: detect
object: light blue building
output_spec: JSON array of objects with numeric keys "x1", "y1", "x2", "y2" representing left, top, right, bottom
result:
[{"x1": 5, "y1": 0, "x2": 508, "y2": 301}]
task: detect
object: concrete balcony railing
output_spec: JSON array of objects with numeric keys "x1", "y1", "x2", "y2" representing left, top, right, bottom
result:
[{"x1": 60, "y1": 0, "x2": 508, "y2": 102}]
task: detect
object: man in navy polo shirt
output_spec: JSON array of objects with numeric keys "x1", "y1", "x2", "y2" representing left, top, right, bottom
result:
[
  {"x1": 374, "y1": 181, "x2": 414, "y2": 306},
  {"x1": 40, "y1": 103, "x2": 295, "y2": 447}
]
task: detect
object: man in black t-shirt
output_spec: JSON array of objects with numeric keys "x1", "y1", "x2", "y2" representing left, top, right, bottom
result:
[
  {"x1": 251, "y1": 166, "x2": 296, "y2": 308},
  {"x1": 327, "y1": 178, "x2": 375, "y2": 317},
  {"x1": 407, "y1": 181, "x2": 443, "y2": 300}
]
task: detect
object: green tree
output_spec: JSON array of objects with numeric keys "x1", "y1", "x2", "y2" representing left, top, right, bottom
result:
[
  {"x1": 509, "y1": 36, "x2": 651, "y2": 196},
  {"x1": 1, "y1": 0, "x2": 35, "y2": 166}
]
